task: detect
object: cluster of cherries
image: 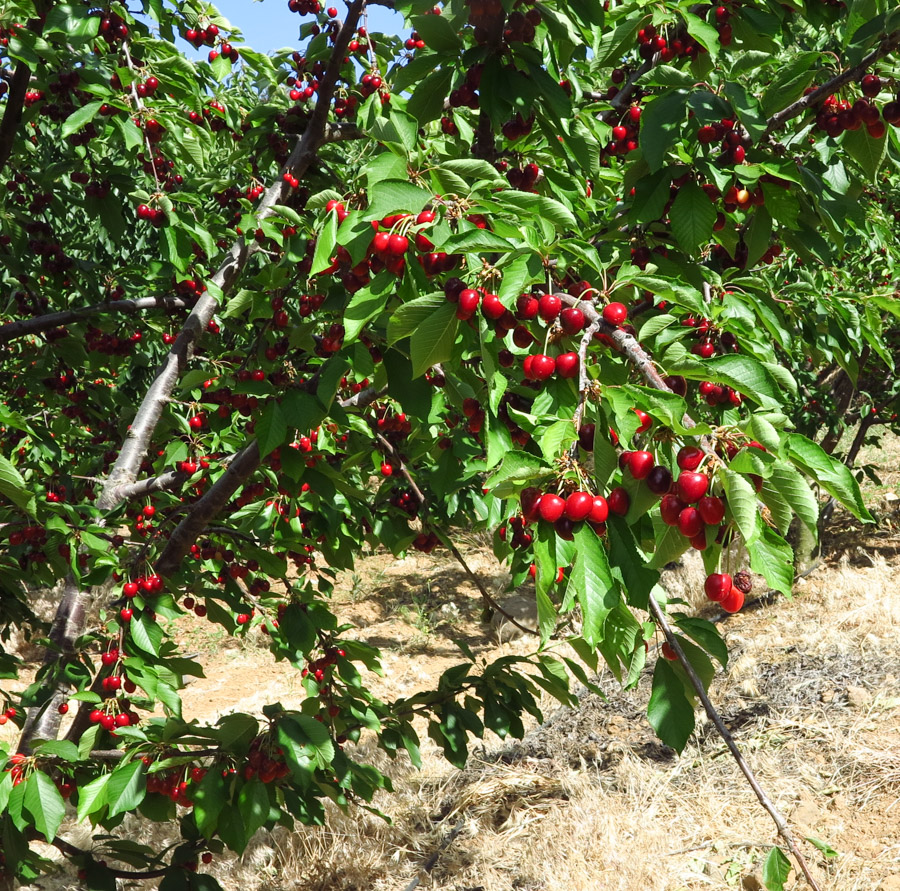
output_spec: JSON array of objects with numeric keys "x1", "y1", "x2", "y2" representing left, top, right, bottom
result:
[
  {"x1": 812, "y1": 74, "x2": 900, "y2": 139},
  {"x1": 703, "y1": 570, "x2": 751, "y2": 612}
]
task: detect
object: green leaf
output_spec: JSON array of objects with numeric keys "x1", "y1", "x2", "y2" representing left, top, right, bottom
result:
[
  {"x1": 673, "y1": 615, "x2": 728, "y2": 668},
  {"x1": 23, "y1": 771, "x2": 66, "y2": 842},
  {"x1": 129, "y1": 613, "x2": 162, "y2": 657},
  {"x1": 647, "y1": 657, "x2": 694, "y2": 753},
  {"x1": 310, "y1": 211, "x2": 338, "y2": 276},
  {"x1": 0, "y1": 454, "x2": 35, "y2": 515},
  {"x1": 768, "y1": 460, "x2": 819, "y2": 536},
  {"x1": 238, "y1": 779, "x2": 270, "y2": 840},
  {"x1": 784, "y1": 434, "x2": 872, "y2": 521},
  {"x1": 639, "y1": 90, "x2": 689, "y2": 172},
  {"x1": 484, "y1": 450, "x2": 549, "y2": 498},
  {"x1": 843, "y1": 120, "x2": 887, "y2": 181},
  {"x1": 366, "y1": 180, "x2": 432, "y2": 221},
  {"x1": 256, "y1": 400, "x2": 288, "y2": 458},
  {"x1": 409, "y1": 301, "x2": 458, "y2": 378},
  {"x1": 194, "y1": 768, "x2": 227, "y2": 838},
  {"x1": 721, "y1": 469, "x2": 759, "y2": 544},
  {"x1": 747, "y1": 516, "x2": 794, "y2": 596},
  {"x1": 606, "y1": 516, "x2": 659, "y2": 611},
  {"x1": 61, "y1": 100, "x2": 104, "y2": 139},
  {"x1": 536, "y1": 196, "x2": 577, "y2": 231},
  {"x1": 435, "y1": 229, "x2": 516, "y2": 254},
  {"x1": 31, "y1": 739, "x2": 80, "y2": 761},
  {"x1": 805, "y1": 837, "x2": 838, "y2": 859},
  {"x1": 277, "y1": 714, "x2": 335, "y2": 774},
  {"x1": 387, "y1": 293, "x2": 444, "y2": 344},
  {"x1": 343, "y1": 272, "x2": 394, "y2": 343},
  {"x1": 105, "y1": 759, "x2": 146, "y2": 818},
  {"x1": 440, "y1": 159, "x2": 505, "y2": 183},
  {"x1": 762, "y1": 846, "x2": 792, "y2": 891},
  {"x1": 566, "y1": 524, "x2": 618, "y2": 646},
  {"x1": 408, "y1": 67, "x2": 454, "y2": 125},
  {"x1": 76, "y1": 772, "x2": 111, "y2": 822},
  {"x1": 410, "y1": 15, "x2": 462, "y2": 52}
]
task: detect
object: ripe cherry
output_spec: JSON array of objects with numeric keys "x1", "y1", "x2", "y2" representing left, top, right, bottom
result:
[
  {"x1": 646, "y1": 465, "x2": 673, "y2": 495},
  {"x1": 627, "y1": 450, "x2": 654, "y2": 480},
  {"x1": 481, "y1": 293, "x2": 505, "y2": 320},
  {"x1": 676, "y1": 471, "x2": 708, "y2": 503},
  {"x1": 720, "y1": 585, "x2": 745, "y2": 613},
  {"x1": 123, "y1": 581, "x2": 138, "y2": 597},
  {"x1": 677, "y1": 446, "x2": 704, "y2": 471},
  {"x1": 607, "y1": 486, "x2": 630, "y2": 516},
  {"x1": 380, "y1": 462, "x2": 392, "y2": 476},
  {"x1": 704, "y1": 573, "x2": 732, "y2": 602},
  {"x1": 538, "y1": 493, "x2": 566, "y2": 523},
  {"x1": 660, "y1": 494, "x2": 685, "y2": 526},
  {"x1": 516, "y1": 293, "x2": 539, "y2": 320},
  {"x1": 661, "y1": 641, "x2": 678, "y2": 661},
  {"x1": 564, "y1": 491, "x2": 593, "y2": 522},
  {"x1": 456, "y1": 288, "x2": 480, "y2": 320},
  {"x1": 602, "y1": 302, "x2": 628, "y2": 326},
  {"x1": 698, "y1": 495, "x2": 725, "y2": 525},
  {"x1": 538, "y1": 293, "x2": 561, "y2": 322},
  {"x1": 589, "y1": 495, "x2": 609, "y2": 523},
  {"x1": 560, "y1": 306, "x2": 585, "y2": 334},
  {"x1": 528, "y1": 354, "x2": 556, "y2": 381},
  {"x1": 677, "y1": 506, "x2": 704, "y2": 538},
  {"x1": 555, "y1": 352, "x2": 579, "y2": 378},
  {"x1": 387, "y1": 233, "x2": 409, "y2": 256},
  {"x1": 634, "y1": 409, "x2": 652, "y2": 433}
]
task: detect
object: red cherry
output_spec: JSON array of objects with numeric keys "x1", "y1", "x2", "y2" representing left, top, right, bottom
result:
[
  {"x1": 704, "y1": 573, "x2": 732, "y2": 602},
  {"x1": 142, "y1": 504, "x2": 155, "y2": 517},
  {"x1": 555, "y1": 352, "x2": 579, "y2": 378},
  {"x1": 627, "y1": 450, "x2": 654, "y2": 480},
  {"x1": 481, "y1": 293, "x2": 506, "y2": 320},
  {"x1": 677, "y1": 446, "x2": 704, "y2": 471},
  {"x1": 564, "y1": 491, "x2": 593, "y2": 522},
  {"x1": 529, "y1": 354, "x2": 556, "y2": 381},
  {"x1": 521, "y1": 487, "x2": 542, "y2": 521},
  {"x1": 115, "y1": 713, "x2": 131, "y2": 727},
  {"x1": 380, "y1": 462, "x2": 392, "y2": 476},
  {"x1": 538, "y1": 293, "x2": 562, "y2": 322},
  {"x1": 602, "y1": 302, "x2": 628, "y2": 326},
  {"x1": 372, "y1": 231, "x2": 390, "y2": 253},
  {"x1": 189, "y1": 415, "x2": 203, "y2": 429},
  {"x1": 327, "y1": 6, "x2": 337, "y2": 15},
  {"x1": 120, "y1": 608, "x2": 133, "y2": 622},
  {"x1": 589, "y1": 496, "x2": 609, "y2": 523},
  {"x1": 58, "y1": 703, "x2": 69, "y2": 715},
  {"x1": 607, "y1": 487, "x2": 630, "y2": 516},
  {"x1": 660, "y1": 494, "x2": 686, "y2": 526},
  {"x1": 387, "y1": 233, "x2": 409, "y2": 256},
  {"x1": 720, "y1": 585, "x2": 745, "y2": 613},
  {"x1": 456, "y1": 288, "x2": 480, "y2": 320},
  {"x1": 634, "y1": 409, "x2": 652, "y2": 433},
  {"x1": 698, "y1": 495, "x2": 725, "y2": 525},
  {"x1": 676, "y1": 471, "x2": 708, "y2": 503},
  {"x1": 559, "y1": 307, "x2": 585, "y2": 334},
  {"x1": 731, "y1": 145, "x2": 745, "y2": 164},
  {"x1": 661, "y1": 642, "x2": 678, "y2": 661},
  {"x1": 677, "y1": 507, "x2": 704, "y2": 538},
  {"x1": 123, "y1": 582, "x2": 138, "y2": 597},
  {"x1": 690, "y1": 530, "x2": 708, "y2": 551},
  {"x1": 516, "y1": 294, "x2": 539, "y2": 320},
  {"x1": 538, "y1": 493, "x2": 566, "y2": 523}
]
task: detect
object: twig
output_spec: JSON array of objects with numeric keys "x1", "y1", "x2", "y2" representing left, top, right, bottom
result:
[
  {"x1": 648, "y1": 594, "x2": 823, "y2": 891},
  {"x1": 0, "y1": 296, "x2": 192, "y2": 345},
  {"x1": 371, "y1": 426, "x2": 539, "y2": 637}
]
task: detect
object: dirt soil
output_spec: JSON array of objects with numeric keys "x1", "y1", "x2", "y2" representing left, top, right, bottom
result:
[{"x1": 8, "y1": 433, "x2": 900, "y2": 891}]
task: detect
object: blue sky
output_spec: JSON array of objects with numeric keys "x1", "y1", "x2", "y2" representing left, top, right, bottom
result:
[{"x1": 211, "y1": 0, "x2": 405, "y2": 53}]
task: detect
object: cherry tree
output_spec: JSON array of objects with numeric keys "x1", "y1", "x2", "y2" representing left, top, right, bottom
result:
[{"x1": 0, "y1": 0, "x2": 896, "y2": 887}]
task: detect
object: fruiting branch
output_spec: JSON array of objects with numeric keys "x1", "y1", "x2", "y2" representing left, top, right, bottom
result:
[
  {"x1": 0, "y1": 295, "x2": 193, "y2": 345},
  {"x1": 648, "y1": 594, "x2": 823, "y2": 891},
  {"x1": 765, "y1": 29, "x2": 900, "y2": 135}
]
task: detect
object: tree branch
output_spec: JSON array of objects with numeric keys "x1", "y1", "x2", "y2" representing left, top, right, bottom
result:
[
  {"x1": 114, "y1": 470, "x2": 187, "y2": 501},
  {"x1": 648, "y1": 594, "x2": 823, "y2": 891},
  {"x1": 764, "y1": 30, "x2": 900, "y2": 135},
  {"x1": 0, "y1": 296, "x2": 192, "y2": 345},
  {"x1": 0, "y1": 54, "x2": 36, "y2": 174},
  {"x1": 155, "y1": 441, "x2": 261, "y2": 577}
]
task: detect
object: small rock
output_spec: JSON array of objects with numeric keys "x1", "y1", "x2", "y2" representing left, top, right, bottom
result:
[
  {"x1": 742, "y1": 871, "x2": 765, "y2": 891},
  {"x1": 846, "y1": 685, "x2": 872, "y2": 708}
]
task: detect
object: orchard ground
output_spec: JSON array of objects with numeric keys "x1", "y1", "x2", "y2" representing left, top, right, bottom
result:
[{"x1": 4, "y1": 433, "x2": 900, "y2": 891}]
